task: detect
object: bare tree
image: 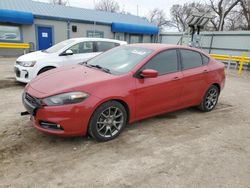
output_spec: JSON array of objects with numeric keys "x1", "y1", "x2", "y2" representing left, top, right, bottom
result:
[
  {"x1": 170, "y1": 2, "x2": 211, "y2": 32},
  {"x1": 222, "y1": 5, "x2": 248, "y2": 31},
  {"x1": 147, "y1": 8, "x2": 172, "y2": 30},
  {"x1": 209, "y1": 0, "x2": 241, "y2": 31},
  {"x1": 95, "y1": 0, "x2": 120, "y2": 13},
  {"x1": 239, "y1": 0, "x2": 250, "y2": 30}
]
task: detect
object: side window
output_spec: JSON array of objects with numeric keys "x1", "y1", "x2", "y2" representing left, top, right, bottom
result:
[
  {"x1": 80, "y1": 42, "x2": 94, "y2": 53},
  {"x1": 96, "y1": 42, "x2": 118, "y2": 52},
  {"x1": 68, "y1": 42, "x2": 94, "y2": 54},
  {"x1": 180, "y1": 50, "x2": 203, "y2": 69},
  {"x1": 68, "y1": 43, "x2": 80, "y2": 54},
  {"x1": 143, "y1": 50, "x2": 179, "y2": 75},
  {"x1": 202, "y1": 54, "x2": 210, "y2": 64}
]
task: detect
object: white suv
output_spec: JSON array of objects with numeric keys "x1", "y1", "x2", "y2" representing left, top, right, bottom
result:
[{"x1": 14, "y1": 38, "x2": 127, "y2": 83}]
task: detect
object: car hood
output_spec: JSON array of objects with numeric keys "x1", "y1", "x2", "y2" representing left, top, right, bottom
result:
[
  {"x1": 17, "y1": 50, "x2": 54, "y2": 61},
  {"x1": 26, "y1": 65, "x2": 115, "y2": 98}
]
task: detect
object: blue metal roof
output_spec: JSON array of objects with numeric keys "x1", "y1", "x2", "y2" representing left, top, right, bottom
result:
[
  {"x1": 0, "y1": 9, "x2": 33, "y2": 24},
  {"x1": 112, "y1": 22, "x2": 159, "y2": 35},
  {"x1": 0, "y1": 0, "x2": 156, "y2": 28}
]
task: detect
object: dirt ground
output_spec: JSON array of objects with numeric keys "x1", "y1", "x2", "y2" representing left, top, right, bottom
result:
[{"x1": 0, "y1": 58, "x2": 250, "y2": 188}]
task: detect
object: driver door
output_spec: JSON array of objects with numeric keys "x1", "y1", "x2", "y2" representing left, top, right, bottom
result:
[{"x1": 135, "y1": 49, "x2": 183, "y2": 120}]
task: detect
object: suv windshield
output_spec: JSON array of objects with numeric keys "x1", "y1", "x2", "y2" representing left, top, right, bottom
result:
[
  {"x1": 87, "y1": 46, "x2": 153, "y2": 75},
  {"x1": 43, "y1": 39, "x2": 77, "y2": 53}
]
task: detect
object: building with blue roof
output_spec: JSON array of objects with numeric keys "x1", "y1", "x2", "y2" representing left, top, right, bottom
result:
[{"x1": 0, "y1": 0, "x2": 158, "y2": 55}]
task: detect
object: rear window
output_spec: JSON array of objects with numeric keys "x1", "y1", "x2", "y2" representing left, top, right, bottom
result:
[{"x1": 180, "y1": 49, "x2": 203, "y2": 70}]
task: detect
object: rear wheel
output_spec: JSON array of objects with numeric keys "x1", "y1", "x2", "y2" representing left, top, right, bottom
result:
[
  {"x1": 198, "y1": 85, "x2": 219, "y2": 112},
  {"x1": 88, "y1": 101, "x2": 127, "y2": 142},
  {"x1": 38, "y1": 66, "x2": 55, "y2": 75}
]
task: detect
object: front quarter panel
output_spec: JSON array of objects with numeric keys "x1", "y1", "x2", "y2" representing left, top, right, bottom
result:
[{"x1": 79, "y1": 73, "x2": 137, "y2": 123}]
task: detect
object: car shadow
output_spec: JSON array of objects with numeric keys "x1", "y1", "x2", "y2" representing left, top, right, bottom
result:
[{"x1": 0, "y1": 77, "x2": 26, "y2": 89}]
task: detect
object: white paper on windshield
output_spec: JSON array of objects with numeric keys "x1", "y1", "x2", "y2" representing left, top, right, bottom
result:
[{"x1": 131, "y1": 50, "x2": 147, "y2": 55}]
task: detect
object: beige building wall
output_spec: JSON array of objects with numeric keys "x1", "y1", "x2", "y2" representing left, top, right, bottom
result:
[
  {"x1": 22, "y1": 19, "x2": 68, "y2": 50},
  {"x1": 9, "y1": 18, "x2": 157, "y2": 57},
  {"x1": 69, "y1": 22, "x2": 113, "y2": 39},
  {"x1": 22, "y1": 19, "x2": 114, "y2": 50}
]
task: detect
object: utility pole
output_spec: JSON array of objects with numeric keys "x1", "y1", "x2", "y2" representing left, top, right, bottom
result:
[{"x1": 137, "y1": 4, "x2": 139, "y2": 16}]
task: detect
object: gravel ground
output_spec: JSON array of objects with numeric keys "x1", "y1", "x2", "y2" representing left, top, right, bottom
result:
[{"x1": 0, "y1": 58, "x2": 250, "y2": 188}]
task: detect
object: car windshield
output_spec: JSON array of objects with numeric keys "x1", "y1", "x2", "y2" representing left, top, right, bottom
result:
[
  {"x1": 43, "y1": 39, "x2": 77, "y2": 53},
  {"x1": 87, "y1": 46, "x2": 153, "y2": 75}
]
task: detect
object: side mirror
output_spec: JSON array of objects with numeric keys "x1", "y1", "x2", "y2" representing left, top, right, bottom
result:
[
  {"x1": 140, "y1": 69, "x2": 158, "y2": 78},
  {"x1": 63, "y1": 49, "x2": 74, "y2": 56}
]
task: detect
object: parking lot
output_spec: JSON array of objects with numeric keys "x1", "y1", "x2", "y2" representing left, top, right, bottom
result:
[{"x1": 0, "y1": 57, "x2": 250, "y2": 187}]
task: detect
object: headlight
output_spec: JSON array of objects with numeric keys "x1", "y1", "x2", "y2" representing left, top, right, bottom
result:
[
  {"x1": 17, "y1": 61, "x2": 36, "y2": 67},
  {"x1": 41, "y1": 92, "x2": 89, "y2": 106}
]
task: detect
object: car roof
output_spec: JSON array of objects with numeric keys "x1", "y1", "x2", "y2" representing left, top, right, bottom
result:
[
  {"x1": 67, "y1": 37, "x2": 127, "y2": 44},
  {"x1": 125, "y1": 43, "x2": 206, "y2": 53}
]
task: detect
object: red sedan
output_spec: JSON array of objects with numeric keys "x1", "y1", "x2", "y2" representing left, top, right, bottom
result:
[{"x1": 22, "y1": 44, "x2": 225, "y2": 141}]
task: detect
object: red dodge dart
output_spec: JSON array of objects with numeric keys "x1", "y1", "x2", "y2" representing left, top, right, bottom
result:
[{"x1": 22, "y1": 44, "x2": 225, "y2": 141}]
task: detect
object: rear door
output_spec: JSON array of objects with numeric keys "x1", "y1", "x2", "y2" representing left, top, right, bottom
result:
[
  {"x1": 179, "y1": 49, "x2": 209, "y2": 107},
  {"x1": 135, "y1": 49, "x2": 183, "y2": 119}
]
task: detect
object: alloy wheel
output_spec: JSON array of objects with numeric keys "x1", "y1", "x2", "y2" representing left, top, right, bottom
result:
[
  {"x1": 96, "y1": 106, "x2": 124, "y2": 138},
  {"x1": 205, "y1": 88, "x2": 218, "y2": 110}
]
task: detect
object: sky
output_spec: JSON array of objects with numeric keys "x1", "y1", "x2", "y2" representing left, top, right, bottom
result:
[{"x1": 37, "y1": 0, "x2": 207, "y2": 18}]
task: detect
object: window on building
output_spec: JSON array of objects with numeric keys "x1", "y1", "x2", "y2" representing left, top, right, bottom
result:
[
  {"x1": 115, "y1": 33, "x2": 125, "y2": 41},
  {"x1": 143, "y1": 35, "x2": 152, "y2": 43},
  {"x1": 87, "y1": 31, "x2": 104, "y2": 38},
  {"x1": 180, "y1": 49, "x2": 203, "y2": 70},
  {"x1": 68, "y1": 41, "x2": 94, "y2": 54},
  {"x1": 142, "y1": 50, "x2": 179, "y2": 75},
  {"x1": 96, "y1": 41, "x2": 119, "y2": 52},
  {"x1": 130, "y1": 35, "x2": 142, "y2": 43},
  {"x1": 0, "y1": 25, "x2": 21, "y2": 41}
]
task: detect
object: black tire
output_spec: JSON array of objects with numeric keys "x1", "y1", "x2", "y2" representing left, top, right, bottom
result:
[
  {"x1": 198, "y1": 85, "x2": 219, "y2": 112},
  {"x1": 88, "y1": 101, "x2": 127, "y2": 142},
  {"x1": 38, "y1": 67, "x2": 55, "y2": 75}
]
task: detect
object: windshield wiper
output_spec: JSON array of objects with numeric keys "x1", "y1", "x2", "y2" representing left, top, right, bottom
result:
[{"x1": 83, "y1": 63, "x2": 111, "y2": 74}]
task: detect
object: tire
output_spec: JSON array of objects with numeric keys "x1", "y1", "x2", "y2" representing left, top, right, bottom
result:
[
  {"x1": 88, "y1": 101, "x2": 127, "y2": 142},
  {"x1": 38, "y1": 67, "x2": 55, "y2": 75},
  {"x1": 198, "y1": 85, "x2": 219, "y2": 112}
]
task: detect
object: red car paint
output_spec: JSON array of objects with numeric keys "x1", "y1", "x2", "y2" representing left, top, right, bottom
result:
[{"x1": 23, "y1": 44, "x2": 225, "y2": 137}]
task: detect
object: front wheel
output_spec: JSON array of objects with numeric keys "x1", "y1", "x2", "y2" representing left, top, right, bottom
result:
[
  {"x1": 88, "y1": 101, "x2": 127, "y2": 142},
  {"x1": 198, "y1": 85, "x2": 219, "y2": 112}
]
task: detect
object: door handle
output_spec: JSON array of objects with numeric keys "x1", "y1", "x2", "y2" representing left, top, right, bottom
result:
[
  {"x1": 203, "y1": 69, "x2": 209, "y2": 73},
  {"x1": 172, "y1": 76, "x2": 181, "y2": 81}
]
